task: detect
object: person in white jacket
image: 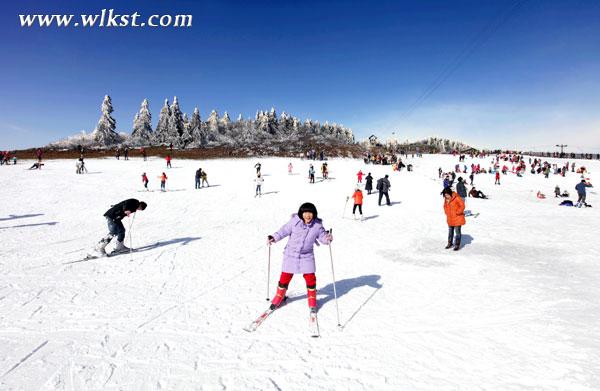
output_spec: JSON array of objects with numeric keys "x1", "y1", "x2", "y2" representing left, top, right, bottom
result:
[{"x1": 255, "y1": 173, "x2": 265, "y2": 197}]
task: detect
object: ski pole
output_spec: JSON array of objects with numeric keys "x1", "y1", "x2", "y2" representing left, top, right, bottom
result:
[
  {"x1": 128, "y1": 213, "x2": 136, "y2": 260},
  {"x1": 328, "y1": 229, "x2": 341, "y2": 328},
  {"x1": 342, "y1": 196, "x2": 349, "y2": 218},
  {"x1": 266, "y1": 244, "x2": 271, "y2": 301}
]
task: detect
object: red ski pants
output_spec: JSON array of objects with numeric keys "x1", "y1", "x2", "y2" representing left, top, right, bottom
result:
[{"x1": 278, "y1": 272, "x2": 316, "y2": 287}]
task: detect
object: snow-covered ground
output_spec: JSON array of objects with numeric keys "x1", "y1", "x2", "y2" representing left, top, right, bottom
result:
[{"x1": 1, "y1": 154, "x2": 599, "y2": 390}]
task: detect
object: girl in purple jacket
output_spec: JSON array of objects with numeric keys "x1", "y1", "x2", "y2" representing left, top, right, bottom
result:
[{"x1": 267, "y1": 203, "x2": 333, "y2": 312}]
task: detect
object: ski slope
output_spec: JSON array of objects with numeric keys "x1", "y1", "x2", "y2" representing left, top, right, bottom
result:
[{"x1": 1, "y1": 154, "x2": 599, "y2": 390}]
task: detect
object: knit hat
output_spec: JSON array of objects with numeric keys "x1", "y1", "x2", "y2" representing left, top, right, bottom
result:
[{"x1": 298, "y1": 202, "x2": 318, "y2": 219}]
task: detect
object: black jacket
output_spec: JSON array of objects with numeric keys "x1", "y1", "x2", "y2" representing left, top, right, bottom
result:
[
  {"x1": 456, "y1": 181, "x2": 467, "y2": 198},
  {"x1": 365, "y1": 175, "x2": 373, "y2": 190},
  {"x1": 376, "y1": 178, "x2": 391, "y2": 192},
  {"x1": 104, "y1": 199, "x2": 140, "y2": 221}
]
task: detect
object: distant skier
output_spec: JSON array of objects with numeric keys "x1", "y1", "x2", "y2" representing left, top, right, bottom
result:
[
  {"x1": 438, "y1": 167, "x2": 443, "y2": 178},
  {"x1": 142, "y1": 172, "x2": 149, "y2": 191},
  {"x1": 357, "y1": 170, "x2": 364, "y2": 184},
  {"x1": 288, "y1": 162, "x2": 293, "y2": 175},
  {"x1": 159, "y1": 172, "x2": 168, "y2": 191},
  {"x1": 365, "y1": 173, "x2": 374, "y2": 194},
  {"x1": 351, "y1": 188, "x2": 364, "y2": 219},
  {"x1": 554, "y1": 185, "x2": 561, "y2": 198},
  {"x1": 308, "y1": 164, "x2": 315, "y2": 184},
  {"x1": 376, "y1": 175, "x2": 391, "y2": 206},
  {"x1": 267, "y1": 202, "x2": 333, "y2": 313},
  {"x1": 115, "y1": 148, "x2": 121, "y2": 160},
  {"x1": 443, "y1": 175, "x2": 450, "y2": 189},
  {"x1": 255, "y1": 173, "x2": 264, "y2": 197},
  {"x1": 124, "y1": 146, "x2": 129, "y2": 160},
  {"x1": 94, "y1": 198, "x2": 147, "y2": 255},
  {"x1": 201, "y1": 170, "x2": 209, "y2": 187},
  {"x1": 469, "y1": 187, "x2": 487, "y2": 199},
  {"x1": 166, "y1": 155, "x2": 172, "y2": 168},
  {"x1": 321, "y1": 163, "x2": 328, "y2": 179},
  {"x1": 495, "y1": 171, "x2": 501, "y2": 185},
  {"x1": 469, "y1": 172, "x2": 474, "y2": 185},
  {"x1": 575, "y1": 179, "x2": 593, "y2": 207},
  {"x1": 195, "y1": 168, "x2": 202, "y2": 189},
  {"x1": 36, "y1": 148, "x2": 43, "y2": 162},
  {"x1": 141, "y1": 147, "x2": 147, "y2": 161},
  {"x1": 442, "y1": 187, "x2": 465, "y2": 251},
  {"x1": 255, "y1": 162, "x2": 262, "y2": 174}
]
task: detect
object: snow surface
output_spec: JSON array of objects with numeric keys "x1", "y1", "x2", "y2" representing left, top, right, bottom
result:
[{"x1": 1, "y1": 154, "x2": 599, "y2": 390}]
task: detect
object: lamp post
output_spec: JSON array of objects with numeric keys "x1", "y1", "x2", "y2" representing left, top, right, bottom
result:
[{"x1": 556, "y1": 144, "x2": 567, "y2": 158}]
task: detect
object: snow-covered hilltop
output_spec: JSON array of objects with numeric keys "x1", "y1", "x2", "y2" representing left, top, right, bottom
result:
[
  {"x1": 50, "y1": 96, "x2": 355, "y2": 150},
  {"x1": 363, "y1": 135, "x2": 475, "y2": 154}
]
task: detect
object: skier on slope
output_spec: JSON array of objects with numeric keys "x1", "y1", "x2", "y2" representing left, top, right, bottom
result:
[
  {"x1": 94, "y1": 198, "x2": 147, "y2": 255},
  {"x1": 351, "y1": 188, "x2": 364, "y2": 219},
  {"x1": 255, "y1": 173, "x2": 264, "y2": 197},
  {"x1": 288, "y1": 162, "x2": 293, "y2": 175},
  {"x1": 575, "y1": 179, "x2": 593, "y2": 208},
  {"x1": 456, "y1": 177, "x2": 468, "y2": 202},
  {"x1": 442, "y1": 187, "x2": 465, "y2": 251},
  {"x1": 356, "y1": 170, "x2": 364, "y2": 184},
  {"x1": 365, "y1": 172, "x2": 373, "y2": 194},
  {"x1": 159, "y1": 172, "x2": 168, "y2": 191},
  {"x1": 267, "y1": 203, "x2": 333, "y2": 313},
  {"x1": 142, "y1": 172, "x2": 149, "y2": 191},
  {"x1": 308, "y1": 164, "x2": 315, "y2": 184},
  {"x1": 195, "y1": 168, "x2": 202, "y2": 189},
  {"x1": 255, "y1": 162, "x2": 262, "y2": 174}
]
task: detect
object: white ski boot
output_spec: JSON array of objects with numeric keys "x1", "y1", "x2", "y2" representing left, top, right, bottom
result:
[{"x1": 114, "y1": 240, "x2": 130, "y2": 254}]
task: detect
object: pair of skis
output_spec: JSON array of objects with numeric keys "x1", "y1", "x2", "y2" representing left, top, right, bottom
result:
[{"x1": 244, "y1": 297, "x2": 320, "y2": 337}]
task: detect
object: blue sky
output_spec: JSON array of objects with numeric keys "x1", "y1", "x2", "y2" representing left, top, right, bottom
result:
[{"x1": 1, "y1": 0, "x2": 599, "y2": 152}]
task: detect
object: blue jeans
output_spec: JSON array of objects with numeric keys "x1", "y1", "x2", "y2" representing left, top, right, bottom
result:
[
  {"x1": 448, "y1": 226, "x2": 461, "y2": 244},
  {"x1": 107, "y1": 218, "x2": 126, "y2": 242},
  {"x1": 195, "y1": 178, "x2": 201, "y2": 189}
]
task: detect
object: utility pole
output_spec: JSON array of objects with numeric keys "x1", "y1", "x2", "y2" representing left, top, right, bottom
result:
[{"x1": 556, "y1": 144, "x2": 567, "y2": 157}]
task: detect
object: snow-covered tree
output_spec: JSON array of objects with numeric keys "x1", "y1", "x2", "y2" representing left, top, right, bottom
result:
[
  {"x1": 130, "y1": 98, "x2": 152, "y2": 145},
  {"x1": 93, "y1": 95, "x2": 119, "y2": 145},
  {"x1": 154, "y1": 99, "x2": 171, "y2": 144},
  {"x1": 167, "y1": 96, "x2": 184, "y2": 145}
]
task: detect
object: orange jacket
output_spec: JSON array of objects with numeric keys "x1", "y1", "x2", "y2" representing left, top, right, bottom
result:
[
  {"x1": 160, "y1": 174, "x2": 168, "y2": 182},
  {"x1": 443, "y1": 192, "x2": 465, "y2": 226},
  {"x1": 352, "y1": 190, "x2": 363, "y2": 205}
]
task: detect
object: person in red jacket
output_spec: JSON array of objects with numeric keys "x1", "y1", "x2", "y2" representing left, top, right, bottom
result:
[
  {"x1": 166, "y1": 155, "x2": 172, "y2": 168},
  {"x1": 352, "y1": 188, "x2": 364, "y2": 219},
  {"x1": 495, "y1": 171, "x2": 500, "y2": 185},
  {"x1": 356, "y1": 170, "x2": 364, "y2": 184},
  {"x1": 442, "y1": 187, "x2": 466, "y2": 251},
  {"x1": 141, "y1": 172, "x2": 149, "y2": 191}
]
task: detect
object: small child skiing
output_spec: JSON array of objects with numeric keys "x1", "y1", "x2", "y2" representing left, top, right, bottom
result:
[
  {"x1": 288, "y1": 162, "x2": 293, "y2": 174},
  {"x1": 267, "y1": 203, "x2": 333, "y2": 313},
  {"x1": 166, "y1": 155, "x2": 172, "y2": 168},
  {"x1": 351, "y1": 188, "x2": 364, "y2": 219},
  {"x1": 159, "y1": 172, "x2": 168, "y2": 191},
  {"x1": 255, "y1": 173, "x2": 264, "y2": 197},
  {"x1": 357, "y1": 170, "x2": 364, "y2": 184},
  {"x1": 321, "y1": 162, "x2": 328, "y2": 179},
  {"x1": 142, "y1": 172, "x2": 149, "y2": 191},
  {"x1": 495, "y1": 171, "x2": 501, "y2": 185}
]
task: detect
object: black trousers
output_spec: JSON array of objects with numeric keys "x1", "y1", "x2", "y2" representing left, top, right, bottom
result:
[
  {"x1": 378, "y1": 191, "x2": 390, "y2": 205},
  {"x1": 352, "y1": 204, "x2": 363, "y2": 214}
]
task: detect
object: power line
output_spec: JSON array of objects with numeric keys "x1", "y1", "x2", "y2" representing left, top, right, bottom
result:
[{"x1": 399, "y1": 0, "x2": 529, "y2": 120}]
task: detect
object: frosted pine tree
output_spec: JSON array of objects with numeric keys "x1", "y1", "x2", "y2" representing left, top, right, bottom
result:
[
  {"x1": 93, "y1": 95, "x2": 119, "y2": 146},
  {"x1": 130, "y1": 98, "x2": 152, "y2": 145},
  {"x1": 154, "y1": 99, "x2": 171, "y2": 145},
  {"x1": 180, "y1": 112, "x2": 193, "y2": 147},
  {"x1": 167, "y1": 96, "x2": 184, "y2": 146},
  {"x1": 188, "y1": 107, "x2": 205, "y2": 146},
  {"x1": 206, "y1": 110, "x2": 219, "y2": 142}
]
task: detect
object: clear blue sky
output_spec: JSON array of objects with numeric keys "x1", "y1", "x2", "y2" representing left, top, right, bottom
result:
[{"x1": 1, "y1": 0, "x2": 599, "y2": 152}]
